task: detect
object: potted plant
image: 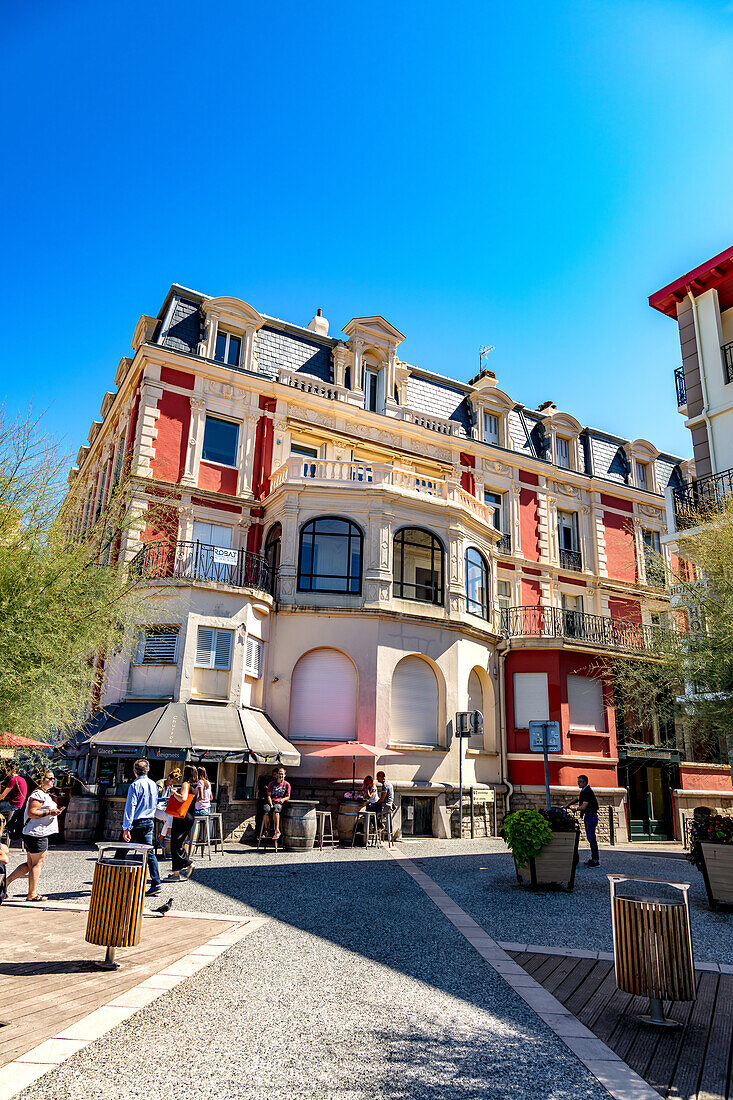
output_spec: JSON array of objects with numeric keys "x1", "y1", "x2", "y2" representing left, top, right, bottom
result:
[
  {"x1": 502, "y1": 806, "x2": 580, "y2": 892},
  {"x1": 688, "y1": 812, "x2": 733, "y2": 910}
]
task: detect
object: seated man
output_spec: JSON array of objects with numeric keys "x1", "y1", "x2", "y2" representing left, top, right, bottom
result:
[{"x1": 371, "y1": 771, "x2": 395, "y2": 821}]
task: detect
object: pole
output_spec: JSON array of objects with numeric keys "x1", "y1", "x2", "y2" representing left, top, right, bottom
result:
[
  {"x1": 458, "y1": 735, "x2": 463, "y2": 840},
  {"x1": 470, "y1": 787, "x2": 475, "y2": 839},
  {"x1": 543, "y1": 726, "x2": 551, "y2": 811}
]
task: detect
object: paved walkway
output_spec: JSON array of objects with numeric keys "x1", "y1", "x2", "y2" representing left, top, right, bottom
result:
[{"x1": 7, "y1": 840, "x2": 732, "y2": 1099}]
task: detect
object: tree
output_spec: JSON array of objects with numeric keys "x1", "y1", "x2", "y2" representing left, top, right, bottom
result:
[
  {"x1": 607, "y1": 502, "x2": 733, "y2": 774},
  {"x1": 0, "y1": 410, "x2": 154, "y2": 741}
]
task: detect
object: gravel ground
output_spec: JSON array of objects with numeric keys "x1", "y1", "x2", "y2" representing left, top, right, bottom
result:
[{"x1": 17, "y1": 843, "x2": 612, "y2": 1100}]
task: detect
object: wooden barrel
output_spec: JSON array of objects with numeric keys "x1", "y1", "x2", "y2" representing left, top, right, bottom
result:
[
  {"x1": 85, "y1": 861, "x2": 146, "y2": 947},
  {"x1": 283, "y1": 801, "x2": 318, "y2": 851},
  {"x1": 337, "y1": 801, "x2": 363, "y2": 844},
  {"x1": 65, "y1": 796, "x2": 101, "y2": 844}
]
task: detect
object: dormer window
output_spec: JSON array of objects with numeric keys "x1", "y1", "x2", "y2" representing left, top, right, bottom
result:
[
  {"x1": 483, "y1": 412, "x2": 500, "y2": 445},
  {"x1": 364, "y1": 363, "x2": 385, "y2": 413},
  {"x1": 556, "y1": 437, "x2": 571, "y2": 469},
  {"x1": 214, "y1": 330, "x2": 242, "y2": 367},
  {"x1": 637, "y1": 462, "x2": 648, "y2": 490}
]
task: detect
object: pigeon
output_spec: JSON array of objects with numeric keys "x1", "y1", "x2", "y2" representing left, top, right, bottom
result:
[{"x1": 152, "y1": 897, "x2": 174, "y2": 916}]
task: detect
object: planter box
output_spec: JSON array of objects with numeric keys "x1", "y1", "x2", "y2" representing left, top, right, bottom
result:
[
  {"x1": 700, "y1": 842, "x2": 733, "y2": 910},
  {"x1": 515, "y1": 831, "x2": 580, "y2": 893}
]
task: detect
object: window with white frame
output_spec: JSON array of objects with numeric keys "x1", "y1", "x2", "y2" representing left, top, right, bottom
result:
[
  {"x1": 137, "y1": 627, "x2": 179, "y2": 665},
  {"x1": 484, "y1": 490, "x2": 506, "y2": 532},
  {"x1": 643, "y1": 529, "x2": 665, "y2": 586},
  {"x1": 567, "y1": 674, "x2": 605, "y2": 731},
  {"x1": 637, "y1": 462, "x2": 648, "y2": 490},
  {"x1": 497, "y1": 579, "x2": 512, "y2": 618},
  {"x1": 244, "y1": 636, "x2": 262, "y2": 678},
  {"x1": 195, "y1": 626, "x2": 234, "y2": 670},
  {"x1": 364, "y1": 366, "x2": 385, "y2": 413},
  {"x1": 111, "y1": 433, "x2": 126, "y2": 488},
  {"x1": 513, "y1": 672, "x2": 549, "y2": 729},
  {"x1": 94, "y1": 466, "x2": 107, "y2": 521},
  {"x1": 556, "y1": 436, "x2": 571, "y2": 469},
  {"x1": 214, "y1": 329, "x2": 242, "y2": 367},
  {"x1": 483, "y1": 411, "x2": 500, "y2": 445},
  {"x1": 202, "y1": 416, "x2": 239, "y2": 467},
  {"x1": 557, "y1": 511, "x2": 579, "y2": 554}
]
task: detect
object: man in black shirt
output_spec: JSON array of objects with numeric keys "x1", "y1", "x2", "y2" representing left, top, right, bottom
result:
[{"x1": 570, "y1": 774, "x2": 600, "y2": 867}]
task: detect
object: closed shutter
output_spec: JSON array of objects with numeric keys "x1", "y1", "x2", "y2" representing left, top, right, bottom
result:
[
  {"x1": 196, "y1": 627, "x2": 233, "y2": 670},
  {"x1": 567, "y1": 674, "x2": 604, "y2": 731},
  {"x1": 139, "y1": 628, "x2": 178, "y2": 664},
  {"x1": 513, "y1": 672, "x2": 549, "y2": 729},
  {"x1": 289, "y1": 649, "x2": 357, "y2": 740},
  {"x1": 245, "y1": 636, "x2": 262, "y2": 678},
  {"x1": 391, "y1": 657, "x2": 439, "y2": 745},
  {"x1": 467, "y1": 669, "x2": 484, "y2": 749},
  {"x1": 193, "y1": 521, "x2": 232, "y2": 548}
]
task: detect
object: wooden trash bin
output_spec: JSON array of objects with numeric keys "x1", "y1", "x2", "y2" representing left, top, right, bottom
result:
[
  {"x1": 85, "y1": 843, "x2": 150, "y2": 969},
  {"x1": 608, "y1": 874, "x2": 695, "y2": 1027}
]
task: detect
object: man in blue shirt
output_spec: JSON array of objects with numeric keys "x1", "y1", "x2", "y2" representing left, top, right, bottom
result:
[{"x1": 122, "y1": 759, "x2": 162, "y2": 896}]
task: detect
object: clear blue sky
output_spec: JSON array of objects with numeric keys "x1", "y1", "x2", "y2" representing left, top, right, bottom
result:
[{"x1": 3, "y1": 0, "x2": 732, "y2": 464}]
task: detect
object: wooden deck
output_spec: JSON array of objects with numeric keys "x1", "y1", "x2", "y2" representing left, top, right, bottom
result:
[
  {"x1": 0, "y1": 905, "x2": 233, "y2": 1067},
  {"x1": 509, "y1": 950, "x2": 733, "y2": 1100}
]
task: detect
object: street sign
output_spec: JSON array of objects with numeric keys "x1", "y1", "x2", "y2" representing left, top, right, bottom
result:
[
  {"x1": 528, "y1": 721, "x2": 561, "y2": 811},
  {"x1": 455, "y1": 711, "x2": 483, "y2": 738},
  {"x1": 528, "y1": 721, "x2": 561, "y2": 752}
]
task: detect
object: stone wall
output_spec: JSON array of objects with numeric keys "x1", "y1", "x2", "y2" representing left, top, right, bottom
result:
[
  {"x1": 446, "y1": 791, "x2": 502, "y2": 839},
  {"x1": 508, "y1": 787, "x2": 627, "y2": 844}
]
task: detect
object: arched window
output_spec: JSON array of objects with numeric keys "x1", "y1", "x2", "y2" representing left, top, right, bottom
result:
[
  {"x1": 289, "y1": 648, "x2": 358, "y2": 741},
  {"x1": 391, "y1": 656, "x2": 439, "y2": 745},
  {"x1": 467, "y1": 668, "x2": 484, "y2": 749},
  {"x1": 393, "y1": 528, "x2": 444, "y2": 604},
  {"x1": 298, "y1": 516, "x2": 363, "y2": 594},
  {"x1": 465, "y1": 548, "x2": 489, "y2": 618},
  {"x1": 264, "y1": 523, "x2": 281, "y2": 576}
]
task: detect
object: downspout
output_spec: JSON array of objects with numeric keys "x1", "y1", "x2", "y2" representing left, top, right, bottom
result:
[
  {"x1": 687, "y1": 290, "x2": 719, "y2": 474},
  {"x1": 497, "y1": 640, "x2": 513, "y2": 816}
]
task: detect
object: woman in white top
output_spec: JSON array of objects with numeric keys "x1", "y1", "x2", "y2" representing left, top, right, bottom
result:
[{"x1": 6, "y1": 770, "x2": 63, "y2": 902}]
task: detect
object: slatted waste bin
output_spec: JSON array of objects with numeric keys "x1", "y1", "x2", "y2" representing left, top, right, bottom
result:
[
  {"x1": 608, "y1": 874, "x2": 695, "y2": 1027},
  {"x1": 85, "y1": 842, "x2": 150, "y2": 969}
]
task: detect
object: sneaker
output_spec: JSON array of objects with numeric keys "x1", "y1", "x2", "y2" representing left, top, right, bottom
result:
[
  {"x1": 182, "y1": 863, "x2": 195, "y2": 880},
  {"x1": 585, "y1": 859, "x2": 600, "y2": 867},
  {"x1": 147, "y1": 886, "x2": 162, "y2": 897}
]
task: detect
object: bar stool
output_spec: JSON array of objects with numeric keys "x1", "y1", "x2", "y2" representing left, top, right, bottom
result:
[
  {"x1": 377, "y1": 810, "x2": 396, "y2": 848},
  {"x1": 256, "y1": 821, "x2": 280, "y2": 853},
  {"x1": 352, "y1": 811, "x2": 381, "y2": 848},
  {"x1": 187, "y1": 817, "x2": 212, "y2": 861},
  {"x1": 207, "y1": 812, "x2": 224, "y2": 854},
  {"x1": 315, "y1": 810, "x2": 336, "y2": 851}
]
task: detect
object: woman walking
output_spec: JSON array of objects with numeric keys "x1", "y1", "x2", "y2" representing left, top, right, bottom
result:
[
  {"x1": 6, "y1": 770, "x2": 64, "y2": 901},
  {"x1": 166, "y1": 765, "x2": 197, "y2": 882}
]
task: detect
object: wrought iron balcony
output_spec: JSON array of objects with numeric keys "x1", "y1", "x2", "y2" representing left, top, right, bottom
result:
[
  {"x1": 502, "y1": 605, "x2": 677, "y2": 652},
  {"x1": 559, "y1": 548, "x2": 582, "y2": 572},
  {"x1": 672, "y1": 467, "x2": 733, "y2": 530},
  {"x1": 496, "y1": 531, "x2": 511, "y2": 554},
  {"x1": 674, "y1": 366, "x2": 686, "y2": 408},
  {"x1": 130, "y1": 540, "x2": 276, "y2": 597},
  {"x1": 722, "y1": 342, "x2": 733, "y2": 385}
]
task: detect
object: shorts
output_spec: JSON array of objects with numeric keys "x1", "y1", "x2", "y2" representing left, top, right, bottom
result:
[
  {"x1": 23, "y1": 835, "x2": 49, "y2": 854},
  {"x1": 270, "y1": 801, "x2": 284, "y2": 813}
]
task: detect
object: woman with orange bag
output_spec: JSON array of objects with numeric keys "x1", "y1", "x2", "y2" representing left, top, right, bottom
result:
[{"x1": 165, "y1": 764, "x2": 197, "y2": 882}]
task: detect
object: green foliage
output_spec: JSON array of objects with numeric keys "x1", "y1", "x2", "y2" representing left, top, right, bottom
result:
[
  {"x1": 687, "y1": 813, "x2": 733, "y2": 870},
  {"x1": 501, "y1": 809, "x2": 553, "y2": 868}
]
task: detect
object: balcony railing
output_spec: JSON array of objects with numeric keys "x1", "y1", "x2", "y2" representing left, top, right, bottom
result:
[
  {"x1": 559, "y1": 548, "x2": 582, "y2": 572},
  {"x1": 501, "y1": 605, "x2": 677, "y2": 652},
  {"x1": 674, "y1": 366, "x2": 686, "y2": 408},
  {"x1": 672, "y1": 467, "x2": 733, "y2": 530},
  {"x1": 496, "y1": 531, "x2": 511, "y2": 554},
  {"x1": 130, "y1": 540, "x2": 276, "y2": 597},
  {"x1": 722, "y1": 342, "x2": 733, "y2": 385}
]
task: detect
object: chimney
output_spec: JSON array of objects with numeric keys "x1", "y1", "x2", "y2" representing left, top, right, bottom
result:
[
  {"x1": 307, "y1": 308, "x2": 329, "y2": 337},
  {"x1": 537, "y1": 400, "x2": 556, "y2": 412}
]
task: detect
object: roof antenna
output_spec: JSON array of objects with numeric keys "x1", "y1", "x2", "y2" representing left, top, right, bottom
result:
[{"x1": 479, "y1": 345, "x2": 495, "y2": 373}]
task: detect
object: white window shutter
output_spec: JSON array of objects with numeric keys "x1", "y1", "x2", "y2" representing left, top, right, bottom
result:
[
  {"x1": 391, "y1": 656, "x2": 439, "y2": 745},
  {"x1": 289, "y1": 649, "x2": 358, "y2": 740},
  {"x1": 245, "y1": 636, "x2": 262, "y2": 678},
  {"x1": 196, "y1": 627, "x2": 214, "y2": 667},
  {"x1": 213, "y1": 630, "x2": 233, "y2": 670},
  {"x1": 513, "y1": 672, "x2": 549, "y2": 728},
  {"x1": 567, "y1": 674, "x2": 604, "y2": 731}
]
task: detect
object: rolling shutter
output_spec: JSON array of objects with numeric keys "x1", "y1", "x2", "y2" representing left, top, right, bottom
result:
[
  {"x1": 567, "y1": 674, "x2": 604, "y2": 731},
  {"x1": 467, "y1": 669, "x2": 484, "y2": 749},
  {"x1": 391, "y1": 656, "x2": 439, "y2": 746},
  {"x1": 289, "y1": 649, "x2": 357, "y2": 741},
  {"x1": 513, "y1": 672, "x2": 549, "y2": 729}
]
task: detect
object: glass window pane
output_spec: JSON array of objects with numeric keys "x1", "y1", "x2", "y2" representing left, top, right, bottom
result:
[
  {"x1": 202, "y1": 417, "x2": 239, "y2": 466},
  {"x1": 215, "y1": 332, "x2": 227, "y2": 363},
  {"x1": 316, "y1": 517, "x2": 351, "y2": 535},
  {"x1": 227, "y1": 335, "x2": 241, "y2": 366}
]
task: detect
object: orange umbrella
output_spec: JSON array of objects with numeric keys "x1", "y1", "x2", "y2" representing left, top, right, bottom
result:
[{"x1": 306, "y1": 740, "x2": 403, "y2": 791}]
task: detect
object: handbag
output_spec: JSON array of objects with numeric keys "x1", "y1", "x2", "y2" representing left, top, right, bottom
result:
[{"x1": 165, "y1": 791, "x2": 195, "y2": 819}]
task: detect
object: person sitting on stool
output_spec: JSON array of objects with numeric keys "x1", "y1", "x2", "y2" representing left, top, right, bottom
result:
[
  {"x1": 266, "y1": 767, "x2": 291, "y2": 840},
  {"x1": 569, "y1": 774, "x2": 600, "y2": 867},
  {"x1": 372, "y1": 772, "x2": 396, "y2": 824},
  {"x1": 122, "y1": 759, "x2": 163, "y2": 897}
]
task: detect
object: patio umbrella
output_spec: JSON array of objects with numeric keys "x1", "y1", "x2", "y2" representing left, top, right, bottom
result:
[
  {"x1": 305, "y1": 741, "x2": 403, "y2": 792},
  {"x1": 0, "y1": 733, "x2": 49, "y2": 749}
]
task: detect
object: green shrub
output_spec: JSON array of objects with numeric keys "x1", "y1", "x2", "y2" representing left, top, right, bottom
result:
[{"x1": 501, "y1": 809, "x2": 554, "y2": 868}]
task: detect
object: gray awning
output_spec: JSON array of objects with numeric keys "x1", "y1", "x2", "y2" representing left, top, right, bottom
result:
[
  {"x1": 147, "y1": 703, "x2": 191, "y2": 759},
  {"x1": 91, "y1": 702, "x2": 168, "y2": 754},
  {"x1": 240, "y1": 708, "x2": 301, "y2": 767},
  {"x1": 186, "y1": 703, "x2": 249, "y2": 762}
]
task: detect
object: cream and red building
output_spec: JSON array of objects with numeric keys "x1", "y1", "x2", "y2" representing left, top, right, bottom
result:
[{"x1": 66, "y1": 284, "x2": 700, "y2": 841}]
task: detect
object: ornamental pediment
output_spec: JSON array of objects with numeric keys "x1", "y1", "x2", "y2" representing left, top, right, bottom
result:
[{"x1": 342, "y1": 315, "x2": 406, "y2": 349}]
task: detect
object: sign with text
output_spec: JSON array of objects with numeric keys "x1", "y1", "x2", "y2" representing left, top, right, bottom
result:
[
  {"x1": 213, "y1": 546, "x2": 239, "y2": 567},
  {"x1": 528, "y1": 721, "x2": 561, "y2": 753}
]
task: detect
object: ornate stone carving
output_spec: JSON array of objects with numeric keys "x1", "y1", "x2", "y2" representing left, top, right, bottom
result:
[
  {"x1": 379, "y1": 581, "x2": 391, "y2": 601},
  {"x1": 204, "y1": 379, "x2": 244, "y2": 400},
  {"x1": 365, "y1": 581, "x2": 378, "y2": 601},
  {"x1": 190, "y1": 396, "x2": 206, "y2": 412}
]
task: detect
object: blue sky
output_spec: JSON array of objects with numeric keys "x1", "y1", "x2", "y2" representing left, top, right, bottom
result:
[{"x1": 2, "y1": 0, "x2": 733, "y2": 463}]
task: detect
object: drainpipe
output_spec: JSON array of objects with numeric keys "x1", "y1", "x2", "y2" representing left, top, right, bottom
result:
[
  {"x1": 687, "y1": 290, "x2": 719, "y2": 474},
  {"x1": 497, "y1": 640, "x2": 513, "y2": 817}
]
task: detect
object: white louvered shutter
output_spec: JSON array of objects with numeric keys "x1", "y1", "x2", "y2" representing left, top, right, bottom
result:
[
  {"x1": 513, "y1": 672, "x2": 549, "y2": 729},
  {"x1": 289, "y1": 649, "x2": 357, "y2": 740},
  {"x1": 567, "y1": 674, "x2": 604, "y2": 731},
  {"x1": 196, "y1": 627, "x2": 214, "y2": 667},
  {"x1": 245, "y1": 636, "x2": 262, "y2": 678},
  {"x1": 391, "y1": 657, "x2": 439, "y2": 745},
  {"x1": 213, "y1": 629, "x2": 233, "y2": 670}
]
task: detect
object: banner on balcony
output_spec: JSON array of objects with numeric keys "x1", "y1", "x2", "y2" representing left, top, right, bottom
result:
[{"x1": 213, "y1": 547, "x2": 239, "y2": 566}]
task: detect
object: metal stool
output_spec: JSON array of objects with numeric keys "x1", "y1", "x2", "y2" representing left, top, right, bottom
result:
[
  {"x1": 352, "y1": 811, "x2": 381, "y2": 848},
  {"x1": 315, "y1": 811, "x2": 336, "y2": 851},
  {"x1": 257, "y1": 820, "x2": 280, "y2": 853},
  {"x1": 207, "y1": 812, "x2": 224, "y2": 854},
  {"x1": 376, "y1": 810, "x2": 395, "y2": 848},
  {"x1": 187, "y1": 817, "x2": 212, "y2": 861}
]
